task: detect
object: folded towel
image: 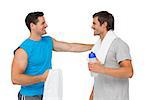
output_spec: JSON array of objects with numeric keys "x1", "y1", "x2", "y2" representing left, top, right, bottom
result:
[{"x1": 43, "y1": 69, "x2": 63, "y2": 100}]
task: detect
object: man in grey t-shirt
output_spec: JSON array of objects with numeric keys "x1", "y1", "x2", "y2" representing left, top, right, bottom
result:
[{"x1": 88, "y1": 11, "x2": 134, "y2": 100}]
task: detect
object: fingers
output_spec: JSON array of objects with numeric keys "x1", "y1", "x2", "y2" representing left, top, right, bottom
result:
[
  {"x1": 43, "y1": 70, "x2": 49, "y2": 76},
  {"x1": 45, "y1": 69, "x2": 49, "y2": 74},
  {"x1": 88, "y1": 63, "x2": 94, "y2": 71},
  {"x1": 42, "y1": 69, "x2": 50, "y2": 81}
]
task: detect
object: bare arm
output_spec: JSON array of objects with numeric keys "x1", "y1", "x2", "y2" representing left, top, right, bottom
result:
[
  {"x1": 88, "y1": 59, "x2": 133, "y2": 78},
  {"x1": 103, "y1": 60, "x2": 133, "y2": 78},
  {"x1": 52, "y1": 38, "x2": 93, "y2": 52},
  {"x1": 11, "y1": 48, "x2": 49, "y2": 86}
]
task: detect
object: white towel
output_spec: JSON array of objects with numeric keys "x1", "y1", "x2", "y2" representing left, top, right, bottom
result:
[
  {"x1": 92, "y1": 30, "x2": 117, "y2": 64},
  {"x1": 43, "y1": 69, "x2": 63, "y2": 100}
]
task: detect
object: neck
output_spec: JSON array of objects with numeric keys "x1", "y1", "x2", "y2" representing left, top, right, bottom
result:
[
  {"x1": 99, "y1": 30, "x2": 108, "y2": 40},
  {"x1": 29, "y1": 32, "x2": 41, "y2": 41}
]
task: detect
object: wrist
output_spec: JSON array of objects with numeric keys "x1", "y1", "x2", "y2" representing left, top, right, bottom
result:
[
  {"x1": 99, "y1": 65, "x2": 105, "y2": 74},
  {"x1": 38, "y1": 74, "x2": 44, "y2": 82}
]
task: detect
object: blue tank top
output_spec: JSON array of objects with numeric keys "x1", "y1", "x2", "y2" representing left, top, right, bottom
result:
[{"x1": 18, "y1": 36, "x2": 53, "y2": 96}]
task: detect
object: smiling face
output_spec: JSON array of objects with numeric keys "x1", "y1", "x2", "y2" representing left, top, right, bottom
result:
[
  {"x1": 31, "y1": 16, "x2": 48, "y2": 36},
  {"x1": 91, "y1": 16, "x2": 101, "y2": 36},
  {"x1": 91, "y1": 16, "x2": 107, "y2": 36}
]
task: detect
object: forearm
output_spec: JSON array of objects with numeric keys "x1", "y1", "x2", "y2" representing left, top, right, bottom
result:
[
  {"x1": 101, "y1": 66, "x2": 133, "y2": 78},
  {"x1": 53, "y1": 38, "x2": 93, "y2": 52},
  {"x1": 12, "y1": 74, "x2": 43, "y2": 86},
  {"x1": 69, "y1": 43, "x2": 93, "y2": 52}
]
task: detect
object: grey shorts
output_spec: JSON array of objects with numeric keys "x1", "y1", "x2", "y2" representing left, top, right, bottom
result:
[{"x1": 18, "y1": 93, "x2": 43, "y2": 100}]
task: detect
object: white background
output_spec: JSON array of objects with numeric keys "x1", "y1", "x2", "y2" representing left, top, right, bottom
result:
[{"x1": 0, "y1": 0, "x2": 149, "y2": 99}]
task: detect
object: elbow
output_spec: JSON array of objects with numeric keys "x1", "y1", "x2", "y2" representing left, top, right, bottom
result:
[
  {"x1": 11, "y1": 75, "x2": 19, "y2": 85},
  {"x1": 12, "y1": 81, "x2": 17, "y2": 85},
  {"x1": 128, "y1": 69, "x2": 134, "y2": 78},
  {"x1": 11, "y1": 77, "x2": 17, "y2": 85},
  {"x1": 11, "y1": 80, "x2": 16, "y2": 85}
]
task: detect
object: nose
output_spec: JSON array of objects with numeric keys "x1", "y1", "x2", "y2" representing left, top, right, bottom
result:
[{"x1": 45, "y1": 23, "x2": 48, "y2": 28}]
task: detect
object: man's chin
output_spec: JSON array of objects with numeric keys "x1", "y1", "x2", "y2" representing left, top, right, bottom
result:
[{"x1": 42, "y1": 32, "x2": 47, "y2": 35}]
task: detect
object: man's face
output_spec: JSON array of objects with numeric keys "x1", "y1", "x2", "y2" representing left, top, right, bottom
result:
[
  {"x1": 32, "y1": 16, "x2": 48, "y2": 35},
  {"x1": 91, "y1": 16, "x2": 103, "y2": 36}
]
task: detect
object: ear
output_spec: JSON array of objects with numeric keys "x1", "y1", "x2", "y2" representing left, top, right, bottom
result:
[
  {"x1": 103, "y1": 22, "x2": 107, "y2": 28},
  {"x1": 30, "y1": 23, "x2": 35, "y2": 30}
]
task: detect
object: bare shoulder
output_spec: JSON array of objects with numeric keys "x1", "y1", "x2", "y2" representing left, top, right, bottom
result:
[
  {"x1": 14, "y1": 48, "x2": 27, "y2": 57},
  {"x1": 13, "y1": 48, "x2": 28, "y2": 65}
]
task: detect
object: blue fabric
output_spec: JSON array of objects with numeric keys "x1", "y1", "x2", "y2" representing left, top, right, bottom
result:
[{"x1": 18, "y1": 36, "x2": 53, "y2": 96}]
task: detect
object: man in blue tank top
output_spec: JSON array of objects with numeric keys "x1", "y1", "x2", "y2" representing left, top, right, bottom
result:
[{"x1": 11, "y1": 12, "x2": 93, "y2": 100}]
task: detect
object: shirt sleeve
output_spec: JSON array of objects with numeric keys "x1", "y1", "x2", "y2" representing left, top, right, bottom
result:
[
  {"x1": 19, "y1": 41, "x2": 31, "y2": 57},
  {"x1": 116, "y1": 40, "x2": 131, "y2": 63},
  {"x1": 46, "y1": 36, "x2": 54, "y2": 50}
]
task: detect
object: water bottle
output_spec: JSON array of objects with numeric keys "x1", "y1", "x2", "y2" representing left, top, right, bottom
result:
[{"x1": 88, "y1": 52, "x2": 98, "y2": 77}]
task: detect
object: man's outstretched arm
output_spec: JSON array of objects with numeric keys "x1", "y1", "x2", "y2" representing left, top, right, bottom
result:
[{"x1": 52, "y1": 38, "x2": 93, "y2": 52}]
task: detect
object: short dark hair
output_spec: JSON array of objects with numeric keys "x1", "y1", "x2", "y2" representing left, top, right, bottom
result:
[
  {"x1": 93, "y1": 11, "x2": 114, "y2": 31},
  {"x1": 25, "y1": 11, "x2": 44, "y2": 31}
]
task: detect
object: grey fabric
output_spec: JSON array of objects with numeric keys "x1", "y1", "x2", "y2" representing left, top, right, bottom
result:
[
  {"x1": 94, "y1": 38, "x2": 131, "y2": 100},
  {"x1": 18, "y1": 93, "x2": 43, "y2": 100}
]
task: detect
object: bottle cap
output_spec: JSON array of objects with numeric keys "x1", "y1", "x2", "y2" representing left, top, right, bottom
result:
[{"x1": 89, "y1": 52, "x2": 96, "y2": 58}]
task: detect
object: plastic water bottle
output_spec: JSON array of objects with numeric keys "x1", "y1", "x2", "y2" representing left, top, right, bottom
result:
[{"x1": 88, "y1": 52, "x2": 98, "y2": 77}]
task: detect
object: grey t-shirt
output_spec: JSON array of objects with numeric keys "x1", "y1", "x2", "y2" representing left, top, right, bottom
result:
[{"x1": 94, "y1": 38, "x2": 131, "y2": 100}]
